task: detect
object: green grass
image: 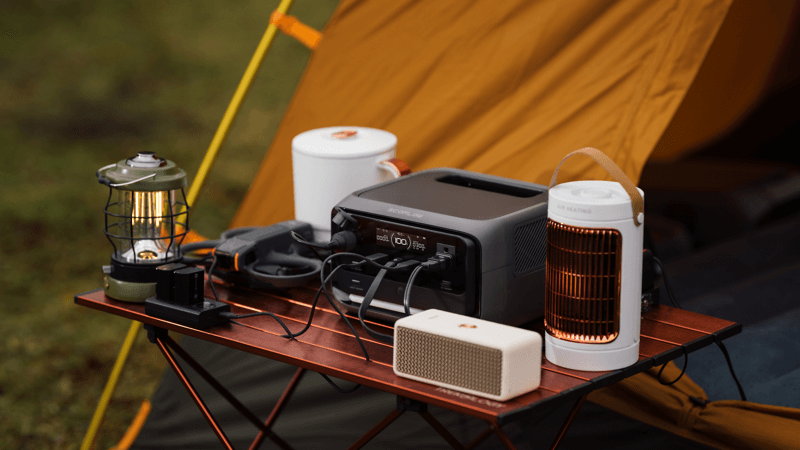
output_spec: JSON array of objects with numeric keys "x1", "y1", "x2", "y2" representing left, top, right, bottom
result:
[{"x1": 0, "y1": 1, "x2": 339, "y2": 448}]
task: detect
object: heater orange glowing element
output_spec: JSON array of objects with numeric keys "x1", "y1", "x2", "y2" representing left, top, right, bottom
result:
[{"x1": 544, "y1": 219, "x2": 622, "y2": 344}]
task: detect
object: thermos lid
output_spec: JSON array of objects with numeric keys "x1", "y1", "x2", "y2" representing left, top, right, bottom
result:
[
  {"x1": 548, "y1": 180, "x2": 644, "y2": 223},
  {"x1": 292, "y1": 126, "x2": 397, "y2": 159}
]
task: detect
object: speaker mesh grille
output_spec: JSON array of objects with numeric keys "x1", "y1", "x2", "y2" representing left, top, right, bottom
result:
[
  {"x1": 513, "y1": 218, "x2": 547, "y2": 276},
  {"x1": 544, "y1": 219, "x2": 622, "y2": 343},
  {"x1": 395, "y1": 327, "x2": 502, "y2": 396}
]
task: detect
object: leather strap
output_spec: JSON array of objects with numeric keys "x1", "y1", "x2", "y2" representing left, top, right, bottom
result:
[{"x1": 549, "y1": 147, "x2": 643, "y2": 226}]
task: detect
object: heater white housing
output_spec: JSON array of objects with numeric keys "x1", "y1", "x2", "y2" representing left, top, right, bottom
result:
[
  {"x1": 544, "y1": 180, "x2": 643, "y2": 371},
  {"x1": 394, "y1": 309, "x2": 541, "y2": 401}
]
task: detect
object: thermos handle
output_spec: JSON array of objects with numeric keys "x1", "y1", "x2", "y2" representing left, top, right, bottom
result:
[
  {"x1": 549, "y1": 147, "x2": 644, "y2": 227},
  {"x1": 378, "y1": 158, "x2": 412, "y2": 178}
]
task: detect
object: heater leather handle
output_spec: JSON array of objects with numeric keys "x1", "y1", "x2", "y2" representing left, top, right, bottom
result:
[{"x1": 549, "y1": 147, "x2": 644, "y2": 226}]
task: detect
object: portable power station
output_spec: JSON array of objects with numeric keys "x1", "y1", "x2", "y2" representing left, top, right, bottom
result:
[{"x1": 329, "y1": 168, "x2": 549, "y2": 326}]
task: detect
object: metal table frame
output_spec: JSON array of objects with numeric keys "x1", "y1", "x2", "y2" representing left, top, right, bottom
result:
[{"x1": 75, "y1": 282, "x2": 741, "y2": 449}]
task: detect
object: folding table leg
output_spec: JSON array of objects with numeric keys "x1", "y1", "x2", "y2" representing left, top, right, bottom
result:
[
  {"x1": 466, "y1": 422, "x2": 517, "y2": 450},
  {"x1": 162, "y1": 335, "x2": 267, "y2": 431},
  {"x1": 465, "y1": 424, "x2": 496, "y2": 449},
  {"x1": 153, "y1": 334, "x2": 234, "y2": 450},
  {"x1": 249, "y1": 367, "x2": 306, "y2": 450},
  {"x1": 348, "y1": 409, "x2": 403, "y2": 450},
  {"x1": 350, "y1": 397, "x2": 467, "y2": 450},
  {"x1": 491, "y1": 424, "x2": 517, "y2": 450},
  {"x1": 549, "y1": 394, "x2": 588, "y2": 450},
  {"x1": 147, "y1": 326, "x2": 302, "y2": 450},
  {"x1": 419, "y1": 410, "x2": 467, "y2": 450}
]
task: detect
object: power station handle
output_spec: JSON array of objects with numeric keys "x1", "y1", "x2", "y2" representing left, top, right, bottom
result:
[{"x1": 549, "y1": 147, "x2": 644, "y2": 227}]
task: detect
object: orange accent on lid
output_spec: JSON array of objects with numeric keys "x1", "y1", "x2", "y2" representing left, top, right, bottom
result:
[{"x1": 331, "y1": 130, "x2": 358, "y2": 139}]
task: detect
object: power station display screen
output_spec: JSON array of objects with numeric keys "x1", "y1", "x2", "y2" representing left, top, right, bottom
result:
[{"x1": 376, "y1": 227, "x2": 428, "y2": 252}]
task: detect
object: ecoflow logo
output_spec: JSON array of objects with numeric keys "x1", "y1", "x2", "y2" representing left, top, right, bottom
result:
[{"x1": 387, "y1": 208, "x2": 423, "y2": 219}]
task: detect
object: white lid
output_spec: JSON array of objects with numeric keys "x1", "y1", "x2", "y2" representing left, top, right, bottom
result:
[
  {"x1": 292, "y1": 126, "x2": 397, "y2": 159},
  {"x1": 548, "y1": 180, "x2": 644, "y2": 223}
]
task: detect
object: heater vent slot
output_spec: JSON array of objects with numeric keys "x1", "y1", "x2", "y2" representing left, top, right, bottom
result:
[
  {"x1": 395, "y1": 327, "x2": 502, "y2": 396},
  {"x1": 513, "y1": 218, "x2": 547, "y2": 276},
  {"x1": 544, "y1": 220, "x2": 621, "y2": 343}
]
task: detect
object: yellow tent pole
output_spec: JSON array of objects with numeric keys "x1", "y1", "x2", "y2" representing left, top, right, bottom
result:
[
  {"x1": 80, "y1": 321, "x2": 142, "y2": 450},
  {"x1": 81, "y1": 2, "x2": 296, "y2": 448},
  {"x1": 186, "y1": 0, "x2": 297, "y2": 211}
]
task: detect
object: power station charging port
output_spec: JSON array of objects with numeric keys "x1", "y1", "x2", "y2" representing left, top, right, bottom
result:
[{"x1": 436, "y1": 243, "x2": 456, "y2": 256}]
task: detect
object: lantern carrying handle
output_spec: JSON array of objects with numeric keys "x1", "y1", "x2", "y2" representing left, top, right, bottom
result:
[
  {"x1": 96, "y1": 164, "x2": 115, "y2": 186},
  {"x1": 96, "y1": 163, "x2": 157, "y2": 188},
  {"x1": 549, "y1": 147, "x2": 644, "y2": 227},
  {"x1": 109, "y1": 173, "x2": 156, "y2": 187}
]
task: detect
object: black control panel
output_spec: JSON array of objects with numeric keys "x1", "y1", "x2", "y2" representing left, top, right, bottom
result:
[{"x1": 331, "y1": 213, "x2": 479, "y2": 317}]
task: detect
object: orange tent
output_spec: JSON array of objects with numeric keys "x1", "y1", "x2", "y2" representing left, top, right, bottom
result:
[{"x1": 233, "y1": 0, "x2": 735, "y2": 227}]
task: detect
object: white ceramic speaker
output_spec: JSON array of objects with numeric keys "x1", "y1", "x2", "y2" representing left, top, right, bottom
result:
[
  {"x1": 544, "y1": 148, "x2": 644, "y2": 371},
  {"x1": 393, "y1": 309, "x2": 541, "y2": 402}
]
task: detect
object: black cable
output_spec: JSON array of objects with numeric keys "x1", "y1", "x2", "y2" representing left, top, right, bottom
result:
[
  {"x1": 325, "y1": 251, "x2": 415, "y2": 272},
  {"x1": 318, "y1": 373, "x2": 361, "y2": 394},
  {"x1": 219, "y1": 311, "x2": 295, "y2": 338},
  {"x1": 307, "y1": 246, "x2": 326, "y2": 262},
  {"x1": 181, "y1": 240, "x2": 220, "y2": 253},
  {"x1": 291, "y1": 230, "x2": 330, "y2": 249},
  {"x1": 658, "y1": 352, "x2": 688, "y2": 385},
  {"x1": 286, "y1": 262, "x2": 361, "y2": 340},
  {"x1": 182, "y1": 254, "x2": 213, "y2": 265},
  {"x1": 180, "y1": 240, "x2": 218, "y2": 265},
  {"x1": 292, "y1": 229, "x2": 358, "y2": 252},
  {"x1": 716, "y1": 341, "x2": 748, "y2": 401},
  {"x1": 357, "y1": 261, "x2": 399, "y2": 344},
  {"x1": 403, "y1": 265, "x2": 424, "y2": 316},
  {"x1": 208, "y1": 252, "x2": 297, "y2": 340},
  {"x1": 652, "y1": 257, "x2": 747, "y2": 400},
  {"x1": 319, "y1": 253, "x2": 378, "y2": 361},
  {"x1": 652, "y1": 256, "x2": 682, "y2": 309},
  {"x1": 208, "y1": 253, "x2": 221, "y2": 302}
]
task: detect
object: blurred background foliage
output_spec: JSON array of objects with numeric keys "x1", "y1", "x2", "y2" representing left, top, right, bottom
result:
[{"x1": 0, "y1": 1, "x2": 339, "y2": 448}]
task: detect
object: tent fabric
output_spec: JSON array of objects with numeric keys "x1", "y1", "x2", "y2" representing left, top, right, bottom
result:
[
  {"x1": 588, "y1": 362, "x2": 800, "y2": 450},
  {"x1": 650, "y1": 0, "x2": 800, "y2": 161},
  {"x1": 232, "y1": 0, "x2": 731, "y2": 228}
]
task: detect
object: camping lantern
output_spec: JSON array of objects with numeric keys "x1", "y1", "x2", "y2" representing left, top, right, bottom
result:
[{"x1": 97, "y1": 152, "x2": 189, "y2": 302}]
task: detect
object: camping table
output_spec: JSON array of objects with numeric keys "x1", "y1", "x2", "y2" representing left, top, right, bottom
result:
[{"x1": 75, "y1": 281, "x2": 741, "y2": 450}]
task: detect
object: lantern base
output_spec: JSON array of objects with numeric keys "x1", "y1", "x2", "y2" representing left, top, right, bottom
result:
[{"x1": 104, "y1": 275, "x2": 156, "y2": 303}]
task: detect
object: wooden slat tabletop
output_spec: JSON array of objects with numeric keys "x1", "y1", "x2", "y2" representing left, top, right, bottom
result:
[{"x1": 75, "y1": 281, "x2": 741, "y2": 425}]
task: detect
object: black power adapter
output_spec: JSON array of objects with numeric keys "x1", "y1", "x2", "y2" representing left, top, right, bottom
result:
[{"x1": 144, "y1": 263, "x2": 230, "y2": 329}]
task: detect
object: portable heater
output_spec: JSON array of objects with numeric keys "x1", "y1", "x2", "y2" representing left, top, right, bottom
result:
[{"x1": 544, "y1": 148, "x2": 644, "y2": 371}]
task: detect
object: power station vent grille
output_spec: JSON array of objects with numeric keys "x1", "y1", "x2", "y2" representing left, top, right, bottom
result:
[
  {"x1": 395, "y1": 327, "x2": 502, "y2": 396},
  {"x1": 513, "y1": 218, "x2": 547, "y2": 276},
  {"x1": 544, "y1": 219, "x2": 622, "y2": 343}
]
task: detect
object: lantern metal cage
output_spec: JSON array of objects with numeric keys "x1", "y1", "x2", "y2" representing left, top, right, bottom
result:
[{"x1": 103, "y1": 188, "x2": 189, "y2": 266}]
